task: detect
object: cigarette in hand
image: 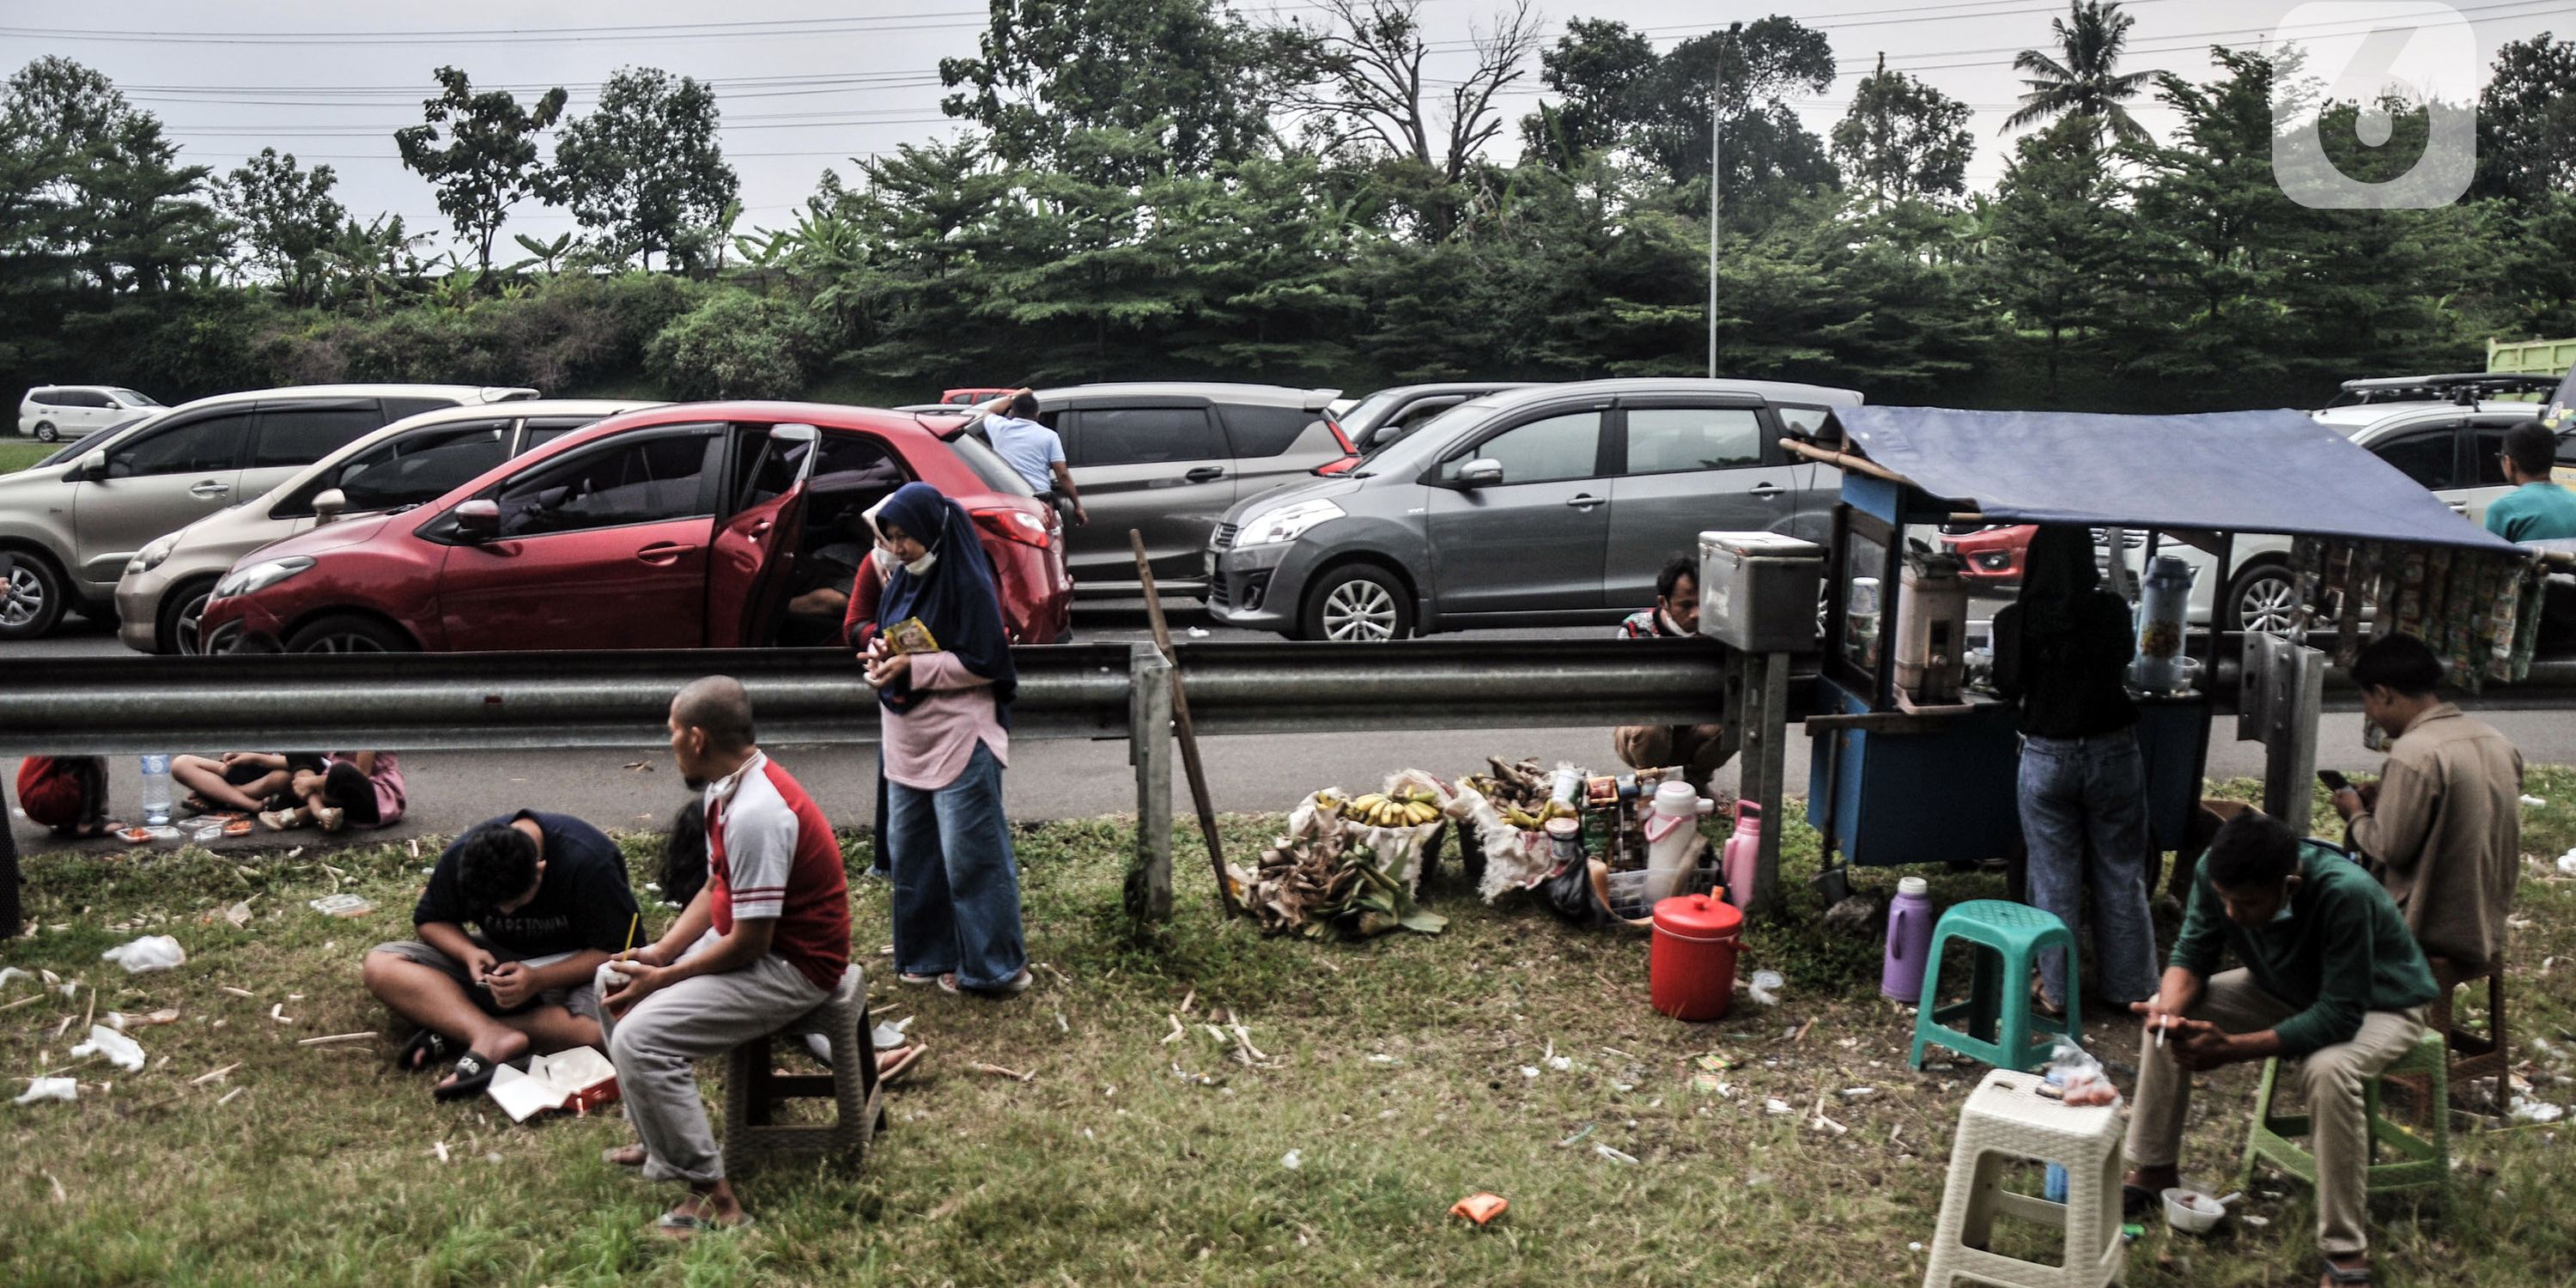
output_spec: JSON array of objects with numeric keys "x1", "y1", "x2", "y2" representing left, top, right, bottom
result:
[{"x1": 2154, "y1": 1015, "x2": 2167, "y2": 1048}]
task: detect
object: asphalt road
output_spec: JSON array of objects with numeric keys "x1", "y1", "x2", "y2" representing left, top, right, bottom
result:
[{"x1": 12, "y1": 602, "x2": 2576, "y2": 857}]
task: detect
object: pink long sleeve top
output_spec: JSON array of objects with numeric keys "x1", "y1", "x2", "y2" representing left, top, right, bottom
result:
[{"x1": 878, "y1": 652, "x2": 1010, "y2": 791}]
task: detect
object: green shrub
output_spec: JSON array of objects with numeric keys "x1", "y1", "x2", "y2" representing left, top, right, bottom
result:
[{"x1": 644, "y1": 287, "x2": 828, "y2": 400}]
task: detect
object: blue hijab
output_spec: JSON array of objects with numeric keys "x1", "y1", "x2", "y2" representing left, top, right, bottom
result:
[{"x1": 873, "y1": 482, "x2": 1018, "y2": 726}]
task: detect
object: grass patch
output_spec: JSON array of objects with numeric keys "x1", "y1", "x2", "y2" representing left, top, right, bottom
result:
[
  {"x1": 1, "y1": 440, "x2": 57, "y2": 475},
  {"x1": 4, "y1": 775, "x2": 2574, "y2": 1285}
]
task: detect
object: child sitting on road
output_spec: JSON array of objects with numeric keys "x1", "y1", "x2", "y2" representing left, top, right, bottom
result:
[
  {"x1": 15, "y1": 756, "x2": 114, "y2": 838},
  {"x1": 260, "y1": 751, "x2": 405, "y2": 832}
]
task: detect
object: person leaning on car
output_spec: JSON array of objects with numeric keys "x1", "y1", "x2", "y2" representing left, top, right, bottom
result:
[
  {"x1": 2483, "y1": 420, "x2": 2576, "y2": 542},
  {"x1": 971, "y1": 387, "x2": 1088, "y2": 527}
]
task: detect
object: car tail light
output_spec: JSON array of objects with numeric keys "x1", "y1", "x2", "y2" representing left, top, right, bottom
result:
[
  {"x1": 972, "y1": 507, "x2": 1053, "y2": 549},
  {"x1": 1323, "y1": 416, "x2": 1356, "y2": 455},
  {"x1": 1313, "y1": 455, "x2": 1360, "y2": 476}
]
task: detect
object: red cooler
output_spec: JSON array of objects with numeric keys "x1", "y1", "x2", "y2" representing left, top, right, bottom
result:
[{"x1": 1649, "y1": 893, "x2": 1744, "y2": 1021}]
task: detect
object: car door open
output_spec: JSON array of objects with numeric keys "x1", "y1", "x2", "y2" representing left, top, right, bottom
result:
[{"x1": 707, "y1": 422, "x2": 823, "y2": 648}]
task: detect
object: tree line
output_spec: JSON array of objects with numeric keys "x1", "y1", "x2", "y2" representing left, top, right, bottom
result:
[{"x1": 0, "y1": 0, "x2": 2570, "y2": 415}]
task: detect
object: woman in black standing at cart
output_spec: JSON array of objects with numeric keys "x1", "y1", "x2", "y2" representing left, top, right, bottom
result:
[{"x1": 1990, "y1": 526, "x2": 2157, "y2": 1017}]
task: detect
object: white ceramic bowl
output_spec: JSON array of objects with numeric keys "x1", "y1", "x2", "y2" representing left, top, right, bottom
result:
[{"x1": 2161, "y1": 1188, "x2": 2224, "y2": 1234}]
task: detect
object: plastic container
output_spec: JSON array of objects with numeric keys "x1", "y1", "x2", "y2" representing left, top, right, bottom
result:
[
  {"x1": 1605, "y1": 870, "x2": 1651, "y2": 920},
  {"x1": 138, "y1": 755, "x2": 171, "y2": 827},
  {"x1": 1897, "y1": 552, "x2": 1970, "y2": 703},
  {"x1": 1649, "y1": 893, "x2": 1744, "y2": 1022},
  {"x1": 2161, "y1": 1188, "x2": 2224, "y2": 1234},
  {"x1": 1643, "y1": 781, "x2": 1715, "y2": 903},
  {"x1": 2131, "y1": 556, "x2": 2195, "y2": 691},
  {"x1": 1881, "y1": 875, "x2": 1936, "y2": 1001},
  {"x1": 1719, "y1": 800, "x2": 1763, "y2": 909}
]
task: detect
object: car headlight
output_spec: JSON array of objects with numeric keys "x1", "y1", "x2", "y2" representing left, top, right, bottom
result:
[
  {"x1": 1234, "y1": 499, "x2": 1345, "y2": 548},
  {"x1": 127, "y1": 534, "x2": 179, "y2": 575},
  {"x1": 213, "y1": 556, "x2": 313, "y2": 600}
]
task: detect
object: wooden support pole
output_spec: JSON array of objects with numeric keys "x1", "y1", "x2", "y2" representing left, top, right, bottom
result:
[
  {"x1": 1126, "y1": 644, "x2": 1175, "y2": 923},
  {"x1": 1129, "y1": 531, "x2": 1236, "y2": 917}
]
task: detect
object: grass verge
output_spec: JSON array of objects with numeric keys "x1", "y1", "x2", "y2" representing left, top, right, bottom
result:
[
  {"x1": 2, "y1": 440, "x2": 57, "y2": 475},
  {"x1": 3, "y1": 774, "x2": 2573, "y2": 1286}
]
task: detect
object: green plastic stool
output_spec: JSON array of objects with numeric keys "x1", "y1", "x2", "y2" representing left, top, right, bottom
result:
[
  {"x1": 1909, "y1": 899, "x2": 2080, "y2": 1072},
  {"x1": 2240, "y1": 1032, "x2": 2450, "y2": 1209}
]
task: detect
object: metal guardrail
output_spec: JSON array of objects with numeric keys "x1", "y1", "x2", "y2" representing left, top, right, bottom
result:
[{"x1": 0, "y1": 639, "x2": 1735, "y2": 756}]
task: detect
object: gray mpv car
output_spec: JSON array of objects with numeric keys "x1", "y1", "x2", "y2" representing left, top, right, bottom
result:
[{"x1": 1203, "y1": 379, "x2": 1862, "y2": 640}]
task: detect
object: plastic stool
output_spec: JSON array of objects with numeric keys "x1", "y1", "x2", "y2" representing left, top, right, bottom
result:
[
  {"x1": 721, "y1": 965, "x2": 889, "y2": 1176},
  {"x1": 1921, "y1": 1067, "x2": 2127, "y2": 1288},
  {"x1": 2412, "y1": 957, "x2": 2508, "y2": 1115},
  {"x1": 1911, "y1": 900, "x2": 2080, "y2": 1072},
  {"x1": 2239, "y1": 1031, "x2": 2449, "y2": 1207}
]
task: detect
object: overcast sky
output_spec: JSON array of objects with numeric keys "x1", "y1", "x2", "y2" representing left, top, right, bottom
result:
[{"x1": 1, "y1": 0, "x2": 2558, "y2": 256}]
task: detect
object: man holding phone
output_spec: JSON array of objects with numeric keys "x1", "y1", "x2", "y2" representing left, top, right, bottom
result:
[{"x1": 2329, "y1": 634, "x2": 2524, "y2": 975}]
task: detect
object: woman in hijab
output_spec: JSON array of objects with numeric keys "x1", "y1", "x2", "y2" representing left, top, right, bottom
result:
[
  {"x1": 1990, "y1": 526, "x2": 2156, "y2": 1017},
  {"x1": 862, "y1": 482, "x2": 1030, "y2": 997}
]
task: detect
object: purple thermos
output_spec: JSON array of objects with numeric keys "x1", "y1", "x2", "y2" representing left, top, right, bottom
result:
[{"x1": 1880, "y1": 876, "x2": 1936, "y2": 1001}]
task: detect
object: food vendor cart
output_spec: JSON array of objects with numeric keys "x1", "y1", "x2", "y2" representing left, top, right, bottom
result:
[{"x1": 1785, "y1": 406, "x2": 2537, "y2": 901}]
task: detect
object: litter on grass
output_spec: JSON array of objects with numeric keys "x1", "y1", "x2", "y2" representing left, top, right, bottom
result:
[
  {"x1": 1449, "y1": 1193, "x2": 1508, "y2": 1226},
  {"x1": 15, "y1": 1078, "x2": 76, "y2": 1104},
  {"x1": 69, "y1": 1024, "x2": 144, "y2": 1072},
  {"x1": 1280, "y1": 1149, "x2": 1303, "y2": 1170},
  {"x1": 1594, "y1": 1143, "x2": 1640, "y2": 1164},
  {"x1": 101, "y1": 935, "x2": 185, "y2": 973},
  {"x1": 0, "y1": 967, "x2": 30, "y2": 987},
  {"x1": 1747, "y1": 970, "x2": 1784, "y2": 1006}
]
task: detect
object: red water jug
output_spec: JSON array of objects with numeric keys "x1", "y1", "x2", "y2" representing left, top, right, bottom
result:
[
  {"x1": 1721, "y1": 801, "x2": 1762, "y2": 908},
  {"x1": 1649, "y1": 893, "x2": 1743, "y2": 1021}
]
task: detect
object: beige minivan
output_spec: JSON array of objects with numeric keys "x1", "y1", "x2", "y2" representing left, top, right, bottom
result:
[
  {"x1": 0, "y1": 384, "x2": 538, "y2": 641},
  {"x1": 116, "y1": 399, "x2": 653, "y2": 653}
]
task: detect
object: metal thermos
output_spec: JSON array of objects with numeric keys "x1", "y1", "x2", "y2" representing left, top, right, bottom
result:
[
  {"x1": 2131, "y1": 556, "x2": 2196, "y2": 693},
  {"x1": 1897, "y1": 552, "x2": 1970, "y2": 703}
]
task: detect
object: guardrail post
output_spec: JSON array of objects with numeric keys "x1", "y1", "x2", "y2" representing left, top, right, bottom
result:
[
  {"x1": 1737, "y1": 650, "x2": 1792, "y2": 916},
  {"x1": 1126, "y1": 644, "x2": 1175, "y2": 923}
]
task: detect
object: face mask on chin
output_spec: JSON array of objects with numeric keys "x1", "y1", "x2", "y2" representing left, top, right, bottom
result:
[{"x1": 903, "y1": 550, "x2": 937, "y2": 576}]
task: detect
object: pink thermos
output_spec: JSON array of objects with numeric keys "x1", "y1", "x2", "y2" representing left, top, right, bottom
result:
[
  {"x1": 1881, "y1": 876, "x2": 1936, "y2": 1000},
  {"x1": 1720, "y1": 801, "x2": 1762, "y2": 908}
]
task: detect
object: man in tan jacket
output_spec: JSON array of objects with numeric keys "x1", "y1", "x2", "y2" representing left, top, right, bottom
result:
[{"x1": 2330, "y1": 634, "x2": 2524, "y2": 975}]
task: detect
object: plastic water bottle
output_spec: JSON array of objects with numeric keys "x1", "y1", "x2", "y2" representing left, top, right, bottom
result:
[{"x1": 139, "y1": 755, "x2": 172, "y2": 826}]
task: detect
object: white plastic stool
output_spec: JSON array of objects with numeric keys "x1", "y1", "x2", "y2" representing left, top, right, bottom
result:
[{"x1": 1922, "y1": 1068, "x2": 2127, "y2": 1288}]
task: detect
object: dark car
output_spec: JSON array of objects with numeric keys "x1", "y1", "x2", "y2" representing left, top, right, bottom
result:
[
  {"x1": 953, "y1": 383, "x2": 1357, "y2": 596},
  {"x1": 197, "y1": 402, "x2": 1072, "y2": 653}
]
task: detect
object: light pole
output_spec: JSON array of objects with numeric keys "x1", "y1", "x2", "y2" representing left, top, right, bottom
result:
[{"x1": 1707, "y1": 23, "x2": 1736, "y2": 380}]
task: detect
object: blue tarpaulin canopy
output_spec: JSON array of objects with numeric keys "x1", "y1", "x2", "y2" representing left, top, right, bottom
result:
[{"x1": 1827, "y1": 406, "x2": 2520, "y2": 553}]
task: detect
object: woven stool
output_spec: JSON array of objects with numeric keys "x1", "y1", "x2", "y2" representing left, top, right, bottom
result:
[
  {"x1": 1911, "y1": 900, "x2": 2080, "y2": 1072},
  {"x1": 2239, "y1": 1032, "x2": 2449, "y2": 1208},
  {"x1": 1921, "y1": 1067, "x2": 2127, "y2": 1288},
  {"x1": 720, "y1": 965, "x2": 887, "y2": 1175}
]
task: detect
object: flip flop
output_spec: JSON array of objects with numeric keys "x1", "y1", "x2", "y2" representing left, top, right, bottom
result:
[
  {"x1": 2320, "y1": 1257, "x2": 2372, "y2": 1285},
  {"x1": 432, "y1": 1052, "x2": 504, "y2": 1102},
  {"x1": 398, "y1": 1029, "x2": 457, "y2": 1073},
  {"x1": 939, "y1": 969, "x2": 1032, "y2": 997},
  {"x1": 896, "y1": 972, "x2": 940, "y2": 986},
  {"x1": 878, "y1": 1043, "x2": 927, "y2": 1086},
  {"x1": 654, "y1": 1210, "x2": 754, "y2": 1241},
  {"x1": 601, "y1": 1144, "x2": 647, "y2": 1169}
]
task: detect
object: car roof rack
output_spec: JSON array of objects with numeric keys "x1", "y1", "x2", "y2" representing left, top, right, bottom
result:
[{"x1": 2330, "y1": 372, "x2": 2561, "y2": 406}]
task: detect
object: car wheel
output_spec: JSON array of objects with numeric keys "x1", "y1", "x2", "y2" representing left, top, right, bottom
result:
[
  {"x1": 33, "y1": 421, "x2": 58, "y2": 443},
  {"x1": 200, "y1": 619, "x2": 245, "y2": 655},
  {"x1": 158, "y1": 576, "x2": 221, "y2": 655},
  {"x1": 2227, "y1": 561, "x2": 2300, "y2": 636},
  {"x1": 0, "y1": 553, "x2": 66, "y2": 640},
  {"x1": 1302, "y1": 564, "x2": 1413, "y2": 642},
  {"x1": 284, "y1": 614, "x2": 415, "y2": 653}
]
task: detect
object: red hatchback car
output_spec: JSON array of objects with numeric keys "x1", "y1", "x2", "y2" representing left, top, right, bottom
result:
[{"x1": 197, "y1": 402, "x2": 1072, "y2": 653}]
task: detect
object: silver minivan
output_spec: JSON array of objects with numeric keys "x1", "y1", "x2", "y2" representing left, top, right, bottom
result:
[
  {"x1": 1002, "y1": 383, "x2": 1352, "y2": 595},
  {"x1": 0, "y1": 383, "x2": 538, "y2": 639},
  {"x1": 1204, "y1": 379, "x2": 1862, "y2": 640}
]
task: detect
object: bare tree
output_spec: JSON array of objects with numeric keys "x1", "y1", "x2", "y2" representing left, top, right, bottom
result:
[{"x1": 1291, "y1": 0, "x2": 1541, "y2": 195}]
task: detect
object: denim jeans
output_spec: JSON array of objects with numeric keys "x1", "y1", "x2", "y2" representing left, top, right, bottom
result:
[
  {"x1": 2019, "y1": 729, "x2": 2159, "y2": 1007},
  {"x1": 885, "y1": 741, "x2": 1026, "y2": 989}
]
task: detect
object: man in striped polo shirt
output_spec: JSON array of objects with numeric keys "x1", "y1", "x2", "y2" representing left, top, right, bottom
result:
[{"x1": 598, "y1": 676, "x2": 853, "y2": 1239}]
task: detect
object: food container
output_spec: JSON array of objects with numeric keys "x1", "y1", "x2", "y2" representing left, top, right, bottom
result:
[
  {"x1": 191, "y1": 823, "x2": 226, "y2": 844},
  {"x1": 1698, "y1": 531, "x2": 1826, "y2": 653},
  {"x1": 1649, "y1": 893, "x2": 1744, "y2": 1022},
  {"x1": 2161, "y1": 1188, "x2": 2224, "y2": 1235}
]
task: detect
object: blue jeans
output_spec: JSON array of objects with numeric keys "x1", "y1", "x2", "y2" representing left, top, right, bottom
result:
[
  {"x1": 2019, "y1": 730, "x2": 2159, "y2": 1008},
  {"x1": 885, "y1": 742, "x2": 1026, "y2": 989}
]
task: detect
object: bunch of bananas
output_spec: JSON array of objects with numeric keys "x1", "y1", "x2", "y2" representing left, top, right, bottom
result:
[
  {"x1": 1340, "y1": 788, "x2": 1443, "y2": 828},
  {"x1": 1493, "y1": 799, "x2": 1577, "y2": 829}
]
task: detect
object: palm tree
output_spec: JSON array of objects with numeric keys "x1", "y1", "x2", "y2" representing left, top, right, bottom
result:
[{"x1": 2003, "y1": 0, "x2": 2154, "y2": 144}]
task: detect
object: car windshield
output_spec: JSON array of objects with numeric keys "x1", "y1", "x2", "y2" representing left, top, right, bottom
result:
[
  {"x1": 112, "y1": 389, "x2": 161, "y2": 406},
  {"x1": 1337, "y1": 390, "x2": 1407, "y2": 439},
  {"x1": 1357, "y1": 398, "x2": 1492, "y2": 470}
]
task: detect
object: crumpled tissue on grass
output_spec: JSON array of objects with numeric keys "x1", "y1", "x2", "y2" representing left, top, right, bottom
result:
[
  {"x1": 1229, "y1": 775, "x2": 1451, "y2": 940},
  {"x1": 101, "y1": 935, "x2": 186, "y2": 973},
  {"x1": 70, "y1": 1024, "x2": 146, "y2": 1072},
  {"x1": 15, "y1": 1078, "x2": 76, "y2": 1104}
]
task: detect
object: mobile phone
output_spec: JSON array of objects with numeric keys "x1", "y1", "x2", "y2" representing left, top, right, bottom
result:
[{"x1": 2316, "y1": 769, "x2": 2351, "y2": 794}]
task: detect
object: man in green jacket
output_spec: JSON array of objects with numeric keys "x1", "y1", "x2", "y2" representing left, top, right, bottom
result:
[{"x1": 2122, "y1": 811, "x2": 2437, "y2": 1288}]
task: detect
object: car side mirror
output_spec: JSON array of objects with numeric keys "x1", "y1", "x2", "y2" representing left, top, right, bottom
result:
[
  {"x1": 312, "y1": 488, "x2": 349, "y2": 525},
  {"x1": 78, "y1": 450, "x2": 109, "y2": 481},
  {"x1": 1455, "y1": 459, "x2": 1504, "y2": 489},
  {"x1": 453, "y1": 498, "x2": 500, "y2": 543}
]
